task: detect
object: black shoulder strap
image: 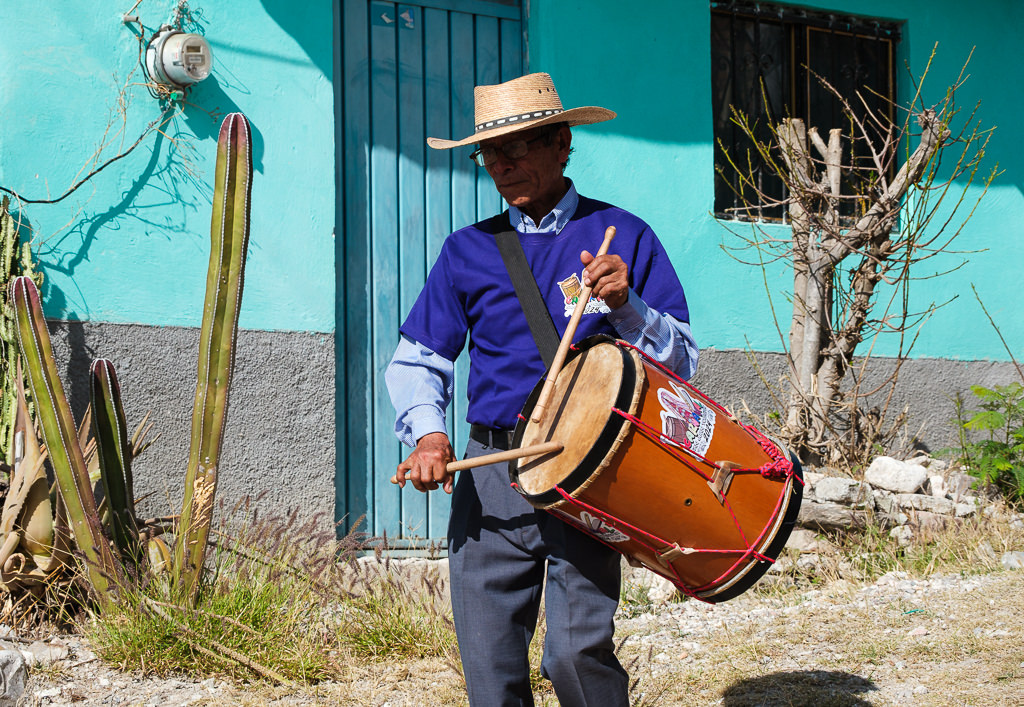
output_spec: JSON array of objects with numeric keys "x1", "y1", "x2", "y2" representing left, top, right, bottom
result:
[{"x1": 492, "y1": 212, "x2": 560, "y2": 367}]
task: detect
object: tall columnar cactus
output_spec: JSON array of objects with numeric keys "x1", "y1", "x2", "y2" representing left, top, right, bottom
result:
[
  {"x1": 173, "y1": 113, "x2": 252, "y2": 599},
  {"x1": 10, "y1": 276, "x2": 121, "y2": 602},
  {"x1": 0, "y1": 197, "x2": 17, "y2": 469},
  {"x1": 0, "y1": 196, "x2": 37, "y2": 468},
  {"x1": 90, "y1": 359, "x2": 141, "y2": 566}
]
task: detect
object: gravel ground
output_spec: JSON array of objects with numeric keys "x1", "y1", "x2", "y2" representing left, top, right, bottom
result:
[{"x1": 20, "y1": 566, "x2": 1024, "y2": 706}]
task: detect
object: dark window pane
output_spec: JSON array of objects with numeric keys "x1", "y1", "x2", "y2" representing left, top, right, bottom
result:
[{"x1": 711, "y1": 2, "x2": 901, "y2": 222}]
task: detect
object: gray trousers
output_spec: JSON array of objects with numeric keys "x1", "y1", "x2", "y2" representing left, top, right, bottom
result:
[{"x1": 448, "y1": 438, "x2": 629, "y2": 707}]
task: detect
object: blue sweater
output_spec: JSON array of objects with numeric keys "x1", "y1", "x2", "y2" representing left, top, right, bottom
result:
[{"x1": 399, "y1": 196, "x2": 692, "y2": 431}]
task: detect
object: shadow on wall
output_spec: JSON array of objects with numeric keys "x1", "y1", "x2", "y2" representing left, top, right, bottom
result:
[
  {"x1": 258, "y1": 0, "x2": 334, "y2": 80},
  {"x1": 34, "y1": 129, "x2": 171, "y2": 289},
  {"x1": 180, "y1": 76, "x2": 266, "y2": 175},
  {"x1": 33, "y1": 82, "x2": 265, "y2": 323}
]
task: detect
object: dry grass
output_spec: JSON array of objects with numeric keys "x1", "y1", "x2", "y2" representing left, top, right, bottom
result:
[
  {"x1": 36, "y1": 501, "x2": 1024, "y2": 706},
  {"x1": 83, "y1": 506, "x2": 457, "y2": 686},
  {"x1": 614, "y1": 505, "x2": 1024, "y2": 707},
  {"x1": 620, "y1": 571, "x2": 1024, "y2": 706}
]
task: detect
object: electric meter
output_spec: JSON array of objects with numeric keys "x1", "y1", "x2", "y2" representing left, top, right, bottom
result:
[{"x1": 146, "y1": 25, "x2": 213, "y2": 87}]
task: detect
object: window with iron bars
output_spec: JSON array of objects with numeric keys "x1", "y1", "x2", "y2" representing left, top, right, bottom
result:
[{"x1": 711, "y1": 1, "x2": 902, "y2": 222}]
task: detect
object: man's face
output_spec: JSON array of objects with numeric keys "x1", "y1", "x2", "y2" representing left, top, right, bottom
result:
[{"x1": 481, "y1": 125, "x2": 572, "y2": 219}]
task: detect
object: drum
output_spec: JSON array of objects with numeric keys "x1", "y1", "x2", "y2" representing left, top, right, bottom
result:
[{"x1": 509, "y1": 335, "x2": 802, "y2": 602}]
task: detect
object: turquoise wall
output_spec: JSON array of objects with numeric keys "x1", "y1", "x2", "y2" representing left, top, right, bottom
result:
[
  {"x1": 528, "y1": 0, "x2": 1023, "y2": 362},
  {"x1": 0, "y1": 1, "x2": 336, "y2": 333},
  {"x1": 1, "y1": 1, "x2": 1020, "y2": 360}
]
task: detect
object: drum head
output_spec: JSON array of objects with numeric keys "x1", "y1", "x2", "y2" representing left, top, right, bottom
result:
[{"x1": 511, "y1": 336, "x2": 642, "y2": 505}]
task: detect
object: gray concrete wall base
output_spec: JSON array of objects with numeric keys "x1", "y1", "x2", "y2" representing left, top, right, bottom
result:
[
  {"x1": 691, "y1": 349, "x2": 1021, "y2": 459},
  {"x1": 37, "y1": 320, "x2": 1018, "y2": 538},
  {"x1": 44, "y1": 321, "x2": 337, "y2": 534}
]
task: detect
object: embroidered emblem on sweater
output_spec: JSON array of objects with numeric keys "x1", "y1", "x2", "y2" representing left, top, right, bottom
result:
[{"x1": 557, "y1": 272, "x2": 612, "y2": 317}]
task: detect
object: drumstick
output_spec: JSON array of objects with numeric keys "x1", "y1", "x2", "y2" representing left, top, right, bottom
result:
[
  {"x1": 390, "y1": 440, "x2": 564, "y2": 484},
  {"x1": 531, "y1": 225, "x2": 616, "y2": 423}
]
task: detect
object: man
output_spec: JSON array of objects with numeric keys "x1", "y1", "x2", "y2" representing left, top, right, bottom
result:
[{"x1": 386, "y1": 72, "x2": 698, "y2": 706}]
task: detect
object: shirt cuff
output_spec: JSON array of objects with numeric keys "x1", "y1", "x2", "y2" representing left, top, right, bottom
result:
[
  {"x1": 605, "y1": 289, "x2": 648, "y2": 336},
  {"x1": 404, "y1": 405, "x2": 448, "y2": 446}
]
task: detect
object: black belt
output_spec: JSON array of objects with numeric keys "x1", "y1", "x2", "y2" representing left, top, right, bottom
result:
[{"x1": 470, "y1": 424, "x2": 514, "y2": 450}]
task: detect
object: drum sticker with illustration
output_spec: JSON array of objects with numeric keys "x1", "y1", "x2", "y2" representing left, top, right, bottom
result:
[
  {"x1": 658, "y1": 380, "x2": 716, "y2": 458},
  {"x1": 558, "y1": 273, "x2": 612, "y2": 318},
  {"x1": 550, "y1": 508, "x2": 630, "y2": 544}
]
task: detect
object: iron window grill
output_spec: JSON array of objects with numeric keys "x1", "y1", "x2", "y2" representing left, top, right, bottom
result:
[{"x1": 711, "y1": 1, "x2": 902, "y2": 222}]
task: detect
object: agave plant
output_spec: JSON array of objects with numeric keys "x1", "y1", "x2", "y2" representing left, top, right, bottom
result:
[{"x1": 0, "y1": 362, "x2": 65, "y2": 592}]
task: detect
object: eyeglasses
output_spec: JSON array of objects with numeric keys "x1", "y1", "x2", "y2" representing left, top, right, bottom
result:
[{"x1": 469, "y1": 134, "x2": 548, "y2": 167}]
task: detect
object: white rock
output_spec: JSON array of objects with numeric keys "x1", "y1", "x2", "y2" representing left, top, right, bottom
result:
[
  {"x1": 798, "y1": 499, "x2": 878, "y2": 531},
  {"x1": 893, "y1": 494, "x2": 956, "y2": 515},
  {"x1": 889, "y1": 525, "x2": 913, "y2": 547},
  {"x1": 0, "y1": 650, "x2": 27, "y2": 707},
  {"x1": 796, "y1": 553, "x2": 820, "y2": 570},
  {"x1": 955, "y1": 499, "x2": 980, "y2": 517},
  {"x1": 946, "y1": 473, "x2": 976, "y2": 500},
  {"x1": 803, "y1": 471, "x2": 826, "y2": 487},
  {"x1": 865, "y1": 457, "x2": 929, "y2": 494},
  {"x1": 814, "y1": 477, "x2": 872, "y2": 506},
  {"x1": 785, "y1": 529, "x2": 837, "y2": 553},
  {"x1": 22, "y1": 640, "x2": 69, "y2": 666},
  {"x1": 928, "y1": 475, "x2": 948, "y2": 499},
  {"x1": 1001, "y1": 551, "x2": 1024, "y2": 570}
]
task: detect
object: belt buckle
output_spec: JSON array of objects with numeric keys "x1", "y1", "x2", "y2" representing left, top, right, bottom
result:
[{"x1": 495, "y1": 429, "x2": 510, "y2": 449}]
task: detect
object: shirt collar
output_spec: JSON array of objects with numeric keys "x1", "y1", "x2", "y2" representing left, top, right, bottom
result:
[{"x1": 508, "y1": 179, "x2": 579, "y2": 235}]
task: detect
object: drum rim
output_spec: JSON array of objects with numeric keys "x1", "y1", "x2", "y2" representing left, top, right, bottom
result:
[
  {"x1": 509, "y1": 335, "x2": 637, "y2": 506},
  {"x1": 697, "y1": 452, "x2": 804, "y2": 602}
]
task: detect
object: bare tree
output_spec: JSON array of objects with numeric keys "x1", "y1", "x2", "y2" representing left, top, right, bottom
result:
[{"x1": 718, "y1": 50, "x2": 997, "y2": 468}]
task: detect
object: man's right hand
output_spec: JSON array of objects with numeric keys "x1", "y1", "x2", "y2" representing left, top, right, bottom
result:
[{"x1": 394, "y1": 432, "x2": 455, "y2": 493}]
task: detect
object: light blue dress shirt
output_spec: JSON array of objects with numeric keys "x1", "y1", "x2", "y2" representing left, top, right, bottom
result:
[{"x1": 386, "y1": 181, "x2": 699, "y2": 448}]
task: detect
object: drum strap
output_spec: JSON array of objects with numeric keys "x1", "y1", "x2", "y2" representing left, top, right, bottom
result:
[{"x1": 493, "y1": 212, "x2": 560, "y2": 368}]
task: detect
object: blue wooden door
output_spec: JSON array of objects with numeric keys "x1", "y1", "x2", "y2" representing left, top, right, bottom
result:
[{"x1": 339, "y1": 0, "x2": 524, "y2": 545}]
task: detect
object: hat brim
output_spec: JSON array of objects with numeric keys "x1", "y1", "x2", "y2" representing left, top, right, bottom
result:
[{"x1": 426, "y1": 106, "x2": 616, "y2": 150}]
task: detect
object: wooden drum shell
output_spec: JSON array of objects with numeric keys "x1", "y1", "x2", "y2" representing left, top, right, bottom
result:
[{"x1": 510, "y1": 336, "x2": 802, "y2": 602}]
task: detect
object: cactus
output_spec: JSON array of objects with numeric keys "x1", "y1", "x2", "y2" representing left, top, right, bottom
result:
[
  {"x1": 10, "y1": 276, "x2": 121, "y2": 603},
  {"x1": 1, "y1": 113, "x2": 254, "y2": 608},
  {"x1": 90, "y1": 359, "x2": 141, "y2": 566},
  {"x1": 1, "y1": 197, "x2": 22, "y2": 468},
  {"x1": 173, "y1": 113, "x2": 252, "y2": 599}
]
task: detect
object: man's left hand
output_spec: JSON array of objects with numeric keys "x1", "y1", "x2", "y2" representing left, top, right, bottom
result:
[{"x1": 581, "y1": 250, "x2": 629, "y2": 309}]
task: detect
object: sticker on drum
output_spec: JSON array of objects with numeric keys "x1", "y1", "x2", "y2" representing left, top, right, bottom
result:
[
  {"x1": 657, "y1": 380, "x2": 715, "y2": 458},
  {"x1": 549, "y1": 508, "x2": 630, "y2": 544}
]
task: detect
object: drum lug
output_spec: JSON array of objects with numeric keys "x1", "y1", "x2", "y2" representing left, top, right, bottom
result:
[
  {"x1": 656, "y1": 543, "x2": 697, "y2": 567},
  {"x1": 708, "y1": 461, "x2": 739, "y2": 504}
]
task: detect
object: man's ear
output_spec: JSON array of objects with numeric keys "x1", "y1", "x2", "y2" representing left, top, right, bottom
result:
[{"x1": 557, "y1": 125, "x2": 573, "y2": 161}]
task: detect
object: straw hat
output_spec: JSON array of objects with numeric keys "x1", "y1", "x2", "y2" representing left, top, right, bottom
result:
[{"x1": 426, "y1": 72, "x2": 616, "y2": 150}]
